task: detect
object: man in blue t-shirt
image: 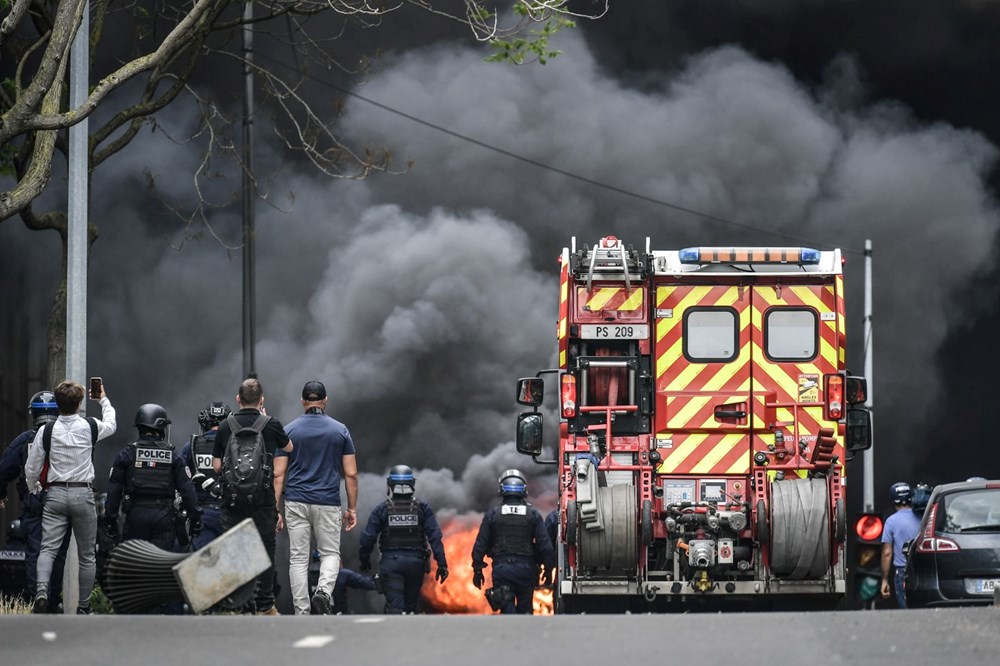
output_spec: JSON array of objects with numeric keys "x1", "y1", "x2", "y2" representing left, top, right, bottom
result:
[
  {"x1": 881, "y1": 481, "x2": 921, "y2": 608},
  {"x1": 276, "y1": 381, "x2": 359, "y2": 615}
]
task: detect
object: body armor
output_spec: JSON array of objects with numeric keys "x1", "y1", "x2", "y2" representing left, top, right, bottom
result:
[
  {"x1": 493, "y1": 502, "x2": 534, "y2": 558},
  {"x1": 379, "y1": 498, "x2": 426, "y2": 551},
  {"x1": 127, "y1": 439, "x2": 175, "y2": 500}
]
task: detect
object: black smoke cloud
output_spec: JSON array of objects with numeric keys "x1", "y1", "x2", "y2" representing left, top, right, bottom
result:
[{"x1": 2, "y1": 7, "x2": 999, "y2": 512}]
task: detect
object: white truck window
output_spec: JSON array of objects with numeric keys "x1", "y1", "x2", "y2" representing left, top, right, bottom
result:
[
  {"x1": 766, "y1": 309, "x2": 816, "y2": 360},
  {"x1": 685, "y1": 309, "x2": 737, "y2": 362}
]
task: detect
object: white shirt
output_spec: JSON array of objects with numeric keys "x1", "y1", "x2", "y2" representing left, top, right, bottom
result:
[{"x1": 25, "y1": 397, "x2": 117, "y2": 489}]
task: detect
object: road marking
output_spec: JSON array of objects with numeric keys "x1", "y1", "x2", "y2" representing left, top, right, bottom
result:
[
  {"x1": 293, "y1": 635, "x2": 334, "y2": 648},
  {"x1": 42, "y1": 632, "x2": 57, "y2": 642},
  {"x1": 353, "y1": 617, "x2": 384, "y2": 624}
]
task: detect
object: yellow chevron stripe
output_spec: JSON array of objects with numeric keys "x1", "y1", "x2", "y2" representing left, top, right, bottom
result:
[
  {"x1": 690, "y1": 434, "x2": 743, "y2": 474},
  {"x1": 656, "y1": 285, "x2": 677, "y2": 306},
  {"x1": 620, "y1": 288, "x2": 644, "y2": 311},
  {"x1": 667, "y1": 395, "x2": 712, "y2": 429},
  {"x1": 656, "y1": 336, "x2": 683, "y2": 379},
  {"x1": 656, "y1": 433, "x2": 706, "y2": 473},
  {"x1": 726, "y1": 452, "x2": 751, "y2": 474},
  {"x1": 559, "y1": 349, "x2": 566, "y2": 367},
  {"x1": 586, "y1": 288, "x2": 618, "y2": 311}
]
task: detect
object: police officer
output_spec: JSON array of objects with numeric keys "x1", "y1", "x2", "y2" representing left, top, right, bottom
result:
[
  {"x1": 106, "y1": 404, "x2": 202, "y2": 551},
  {"x1": 358, "y1": 465, "x2": 448, "y2": 614},
  {"x1": 0, "y1": 391, "x2": 70, "y2": 611},
  {"x1": 471, "y1": 469, "x2": 554, "y2": 614},
  {"x1": 179, "y1": 402, "x2": 230, "y2": 550}
]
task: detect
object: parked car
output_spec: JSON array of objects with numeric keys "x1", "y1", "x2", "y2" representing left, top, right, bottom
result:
[{"x1": 904, "y1": 478, "x2": 1000, "y2": 608}]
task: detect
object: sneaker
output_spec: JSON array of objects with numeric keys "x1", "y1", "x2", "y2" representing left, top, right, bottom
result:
[
  {"x1": 256, "y1": 605, "x2": 280, "y2": 616},
  {"x1": 31, "y1": 594, "x2": 48, "y2": 614},
  {"x1": 310, "y1": 590, "x2": 331, "y2": 615},
  {"x1": 76, "y1": 606, "x2": 92, "y2": 615}
]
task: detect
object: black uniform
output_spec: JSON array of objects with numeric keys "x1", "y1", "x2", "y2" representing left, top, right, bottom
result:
[
  {"x1": 472, "y1": 498, "x2": 554, "y2": 614},
  {"x1": 179, "y1": 430, "x2": 222, "y2": 549},
  {"x1": 0, "y1": 430, "x2": 69, "y2": 607},
  {"x1": 358, "y1": 497, "x2": 447, "y2": 614},
  {"x1": 106, "y1": 436, "x2": 201, "y2": 551}
]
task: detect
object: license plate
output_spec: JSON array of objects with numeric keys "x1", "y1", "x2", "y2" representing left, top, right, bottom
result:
[
  {"x1": 579, "y1": 324, "x2": 648, "y2": 340},
  {"x1": 974, "y1": 578, "x2": 1000, "y2": 593}
]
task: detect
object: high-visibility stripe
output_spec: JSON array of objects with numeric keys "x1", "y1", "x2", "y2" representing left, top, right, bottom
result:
[
  {"x1": 580, "y1": 287, "x2": 645, "y2": 312},
  {"x1": 657, "y1": 433, "x2": 749, "y2": 474}
]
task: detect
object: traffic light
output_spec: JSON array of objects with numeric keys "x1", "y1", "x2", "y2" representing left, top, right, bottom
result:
[{"x1": 853, "y1": 513, "x2": 884, "y2": 602}]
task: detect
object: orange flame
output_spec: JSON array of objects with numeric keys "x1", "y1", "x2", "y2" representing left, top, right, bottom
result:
[{"x1": 421, "y1": 514, "x2": 554, "y2": 615}]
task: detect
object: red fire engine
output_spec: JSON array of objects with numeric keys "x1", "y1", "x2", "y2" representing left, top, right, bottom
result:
[{"x1": 515, "y1": 236, "x2": 872, "y2": 612}]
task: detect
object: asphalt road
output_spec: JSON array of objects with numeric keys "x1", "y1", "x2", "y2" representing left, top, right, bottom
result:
[{"x1": 3, "y1": 607, "x2": 999, "y2": 666}]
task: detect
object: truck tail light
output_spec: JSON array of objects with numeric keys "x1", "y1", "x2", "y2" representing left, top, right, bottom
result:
[
  {"x1": 825, "y1": 374, "x2": 844, "y2": 421},
  {"x1": 561, "y1": 374, "x2": 577, "y2": 418}
]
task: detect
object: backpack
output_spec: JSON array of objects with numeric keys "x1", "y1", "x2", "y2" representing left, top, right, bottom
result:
[
  {"x1": 222, "y1": 414, "x2": 271, "y2": 507},
  {"x1": 39, "y1": 418, "x2": 98, "y2": 489}
]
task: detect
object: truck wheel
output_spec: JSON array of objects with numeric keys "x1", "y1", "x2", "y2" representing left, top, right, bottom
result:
[
  {"x1": 756, "y1": 499, "x2": 769, "y2": 545},
  {"x1": 566, "y1": 501, "x2": 577, "y2": 548},
  {"x1": 769, "y1": 478, "x2": 830, "y2": 579},
  {"x1": 834, "y1": 498, "x2": 846, "y2": 543},
  {"x1": 641, "y1": 499, "x2": 653, "y2": 546}
]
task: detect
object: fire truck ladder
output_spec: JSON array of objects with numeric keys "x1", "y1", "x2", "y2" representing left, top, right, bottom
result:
[{"x1": 583, "y1": 238, "x2": 644, "y2": 293}]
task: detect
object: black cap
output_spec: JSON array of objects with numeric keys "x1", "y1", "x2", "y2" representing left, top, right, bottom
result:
[{"x1": 302, "y1": 381, "x2": 327, "y2": 401}]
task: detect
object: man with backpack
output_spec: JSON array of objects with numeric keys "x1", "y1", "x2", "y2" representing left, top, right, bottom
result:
[
  {"x1": 0, "y1": 390, "x2": 71, "y2": 611},
  {"x1": 212, "y1": 376, "x2": 293, "y2": 615},
  {"x1": 24, "y1": 380, "x2": 117, "y2": 614}
]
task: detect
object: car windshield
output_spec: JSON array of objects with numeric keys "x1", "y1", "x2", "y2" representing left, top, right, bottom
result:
[{"x1": 941, "y1": 489, "x2": 1000, "y2": 533}]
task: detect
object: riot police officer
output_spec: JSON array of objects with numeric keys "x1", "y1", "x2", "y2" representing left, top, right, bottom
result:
[
  {"x1": 106, "y1": 404, "x2": 201, "y2": 551},
  {"x1": 0, "y1": 391, "x2": 70, "y2": 610},
  {"x1": 358, "y1": 465, "x2": 448, "y2": 614},
  {"x1": 179, "y1": 402, "x2": 230, "y2": 549},
  {"x1": 471, "y1": 469, "x2": 554, "y2": 614}
]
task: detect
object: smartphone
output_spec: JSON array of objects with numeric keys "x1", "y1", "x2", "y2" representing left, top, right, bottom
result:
[{"x1": 90, "y1": 377, "x2": 102, "y2": 400}]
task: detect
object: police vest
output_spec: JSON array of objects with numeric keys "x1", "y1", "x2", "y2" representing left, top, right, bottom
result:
[
  {"x1": 379, "y1": 498, "x2": 426, "y2": 551},
  {"x1": 493, "y1": 502, "x2": 534, "y2": 558},
  {"x1": 190, "y1": 434, "x2": 218, "y2": 480},
  {"x1": 127, "y1": 439, "x2": 175, "y2": 499}
]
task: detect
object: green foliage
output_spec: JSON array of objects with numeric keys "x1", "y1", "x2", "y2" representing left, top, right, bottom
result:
[
  {"x1": 90, "y1": 584, "x2": 115, "y2": 614},
  {"x1": 487, "y1": 16, "x2": 575, "y2": 66}
]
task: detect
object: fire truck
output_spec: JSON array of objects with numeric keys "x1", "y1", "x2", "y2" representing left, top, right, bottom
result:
[{"x1": 515, "y1": 236, "x2": 872, "y2": 612}]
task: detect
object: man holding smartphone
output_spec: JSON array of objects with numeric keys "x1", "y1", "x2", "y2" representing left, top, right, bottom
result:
[{"x1": 25, "y1": 380, "x2": 116, "y2": 614}]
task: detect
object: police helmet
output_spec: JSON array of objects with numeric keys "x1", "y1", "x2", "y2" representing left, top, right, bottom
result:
[
  {"x1": 387, "y1": 464, "x2": 416, "y2": 496},
  {"x1": 28, "y1": 390, "x2": 59, "y2": 428},
  {"x1": 198, "y1": 401, "x2": 232, "y2": 432},
  {"x1": 135, "y1": 403, "x2": 171, "y2": 435},
  {"x1": 889, "y1": 481, "x2": 912, "y2": 505},
  {"x1": 498, "y1": 469, "x2": 528, "y2": 498}
]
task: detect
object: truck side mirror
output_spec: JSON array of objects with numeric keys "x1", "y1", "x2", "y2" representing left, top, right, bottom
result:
[
  {"x1": 845, "y1": 408, "x2": 872, "y2": 453},
  {"x1": 516, "y1": 413, "x2": 544, "y2": 456},
  {"x1": 845, "y1": 377, "x2": 867, "y2": 405},
  {"x1": 516, "y1": 377, "x2": 544, "y2": 407}
]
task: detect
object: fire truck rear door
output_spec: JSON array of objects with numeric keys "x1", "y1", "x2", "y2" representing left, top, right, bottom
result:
[
  {"x1": 749, "y1": 282, "x2": 841, "y2": 464},
  {"x1": 653, "y1": 283, "x2": 752, "y2": 475}
]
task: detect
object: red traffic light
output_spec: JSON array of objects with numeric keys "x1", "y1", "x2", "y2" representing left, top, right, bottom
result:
[{"x1": 855, "y1": 513, "x2": 883, "y2": 541}]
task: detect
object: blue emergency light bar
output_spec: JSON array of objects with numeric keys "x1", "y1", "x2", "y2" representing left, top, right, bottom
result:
[{"x1": 678, "y1": 247, "x2": 821, "y2": 265}]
